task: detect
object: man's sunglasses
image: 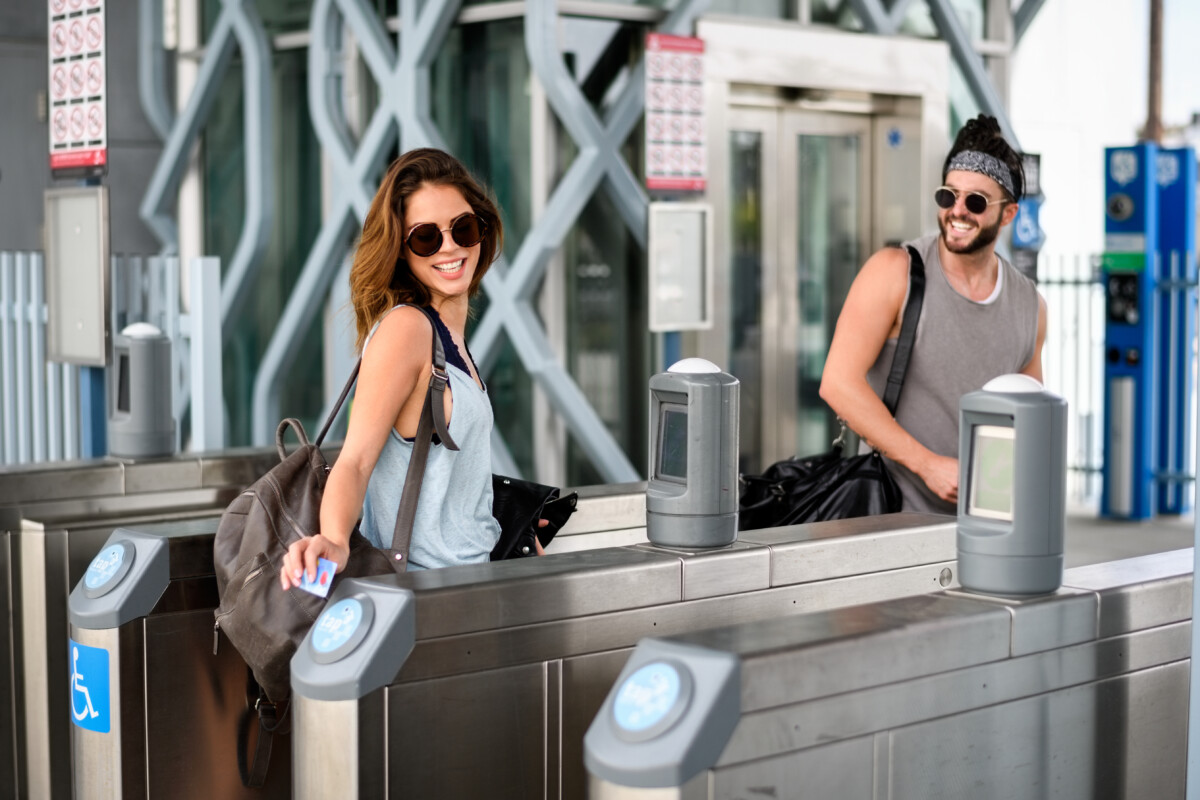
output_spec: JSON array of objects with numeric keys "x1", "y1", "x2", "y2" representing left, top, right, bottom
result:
[
  {"x1": 405, "y1": 213, "x2": 487, "y2": 257},
  {"x1": 934, "y1": 186, "x2": 1008, "y2": 215}
]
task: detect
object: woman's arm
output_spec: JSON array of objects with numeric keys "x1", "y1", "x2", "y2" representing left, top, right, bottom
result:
[{"x1": 280, "y1": 307, "x2": 434, "y2": 588}]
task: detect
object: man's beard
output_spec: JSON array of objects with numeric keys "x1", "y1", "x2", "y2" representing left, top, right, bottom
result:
[{"x1": 939, "y1": 212, "x2": 1003, "y2": 254}]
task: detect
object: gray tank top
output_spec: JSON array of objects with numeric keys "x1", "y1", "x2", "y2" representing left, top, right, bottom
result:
[
  {"x1": 862, "y1": 233, "x2": 1039, "y2": 514},
  {"x1": 359, "y1": 306, "x2": 501, "y2": 569}
]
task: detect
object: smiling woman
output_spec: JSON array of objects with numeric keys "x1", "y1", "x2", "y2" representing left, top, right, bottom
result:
[{"x1": 279, "y1": 148, "x2": 514, "y2": 584}]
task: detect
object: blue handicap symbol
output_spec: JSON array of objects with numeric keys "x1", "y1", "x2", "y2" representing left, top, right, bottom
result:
[{"x1": 69, "y1": 639, "x2": 110, "y2": 733}]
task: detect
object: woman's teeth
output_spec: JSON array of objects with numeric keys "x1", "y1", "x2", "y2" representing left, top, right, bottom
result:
[{"x1": 434, "y1": 259, "x2": 464, "y2": 273}]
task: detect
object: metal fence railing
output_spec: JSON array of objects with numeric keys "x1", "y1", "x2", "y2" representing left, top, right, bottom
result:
[
  {"x1": 1039, "y1": 250, "x2": 1198, "y2": 510},
  {"x1": 0, "y1": 251, "x2": 80, "y2": 465},
  {"x1": 0, "y1": 252, "x2": 224, "y2": 467}
]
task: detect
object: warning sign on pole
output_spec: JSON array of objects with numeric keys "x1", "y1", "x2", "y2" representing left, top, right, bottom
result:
[
  {"x1": 644, "y1": 33, "x2": 706, "y2": 193},
  {"x1": 48, "y1": 0, "x2": 107, "y2": 178}
]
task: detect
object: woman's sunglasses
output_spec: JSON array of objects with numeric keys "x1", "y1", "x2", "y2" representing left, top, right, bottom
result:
[
  {"x1": 934, "y1": 186, "x2": 1008, "y2": 216},
  {"x1": 405, "y1": 213, "x2": 487, "y2": 257}
]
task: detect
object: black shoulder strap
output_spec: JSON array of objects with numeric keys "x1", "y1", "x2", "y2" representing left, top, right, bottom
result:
[{"x1": 881, "y1": 245, "x2": 926, "y2": 416}]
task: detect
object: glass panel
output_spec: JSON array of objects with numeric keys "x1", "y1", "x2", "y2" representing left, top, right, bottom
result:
[
  {"x1": 203, "y1": 49, "x2": 324, "y2": 446},
  {"x1": 564, "y1": 190, "x2": 648, "y2": 486},
  {"x1": 795, "y1": 133, "x2": 860, "y2": 456},
  {"x1": 434, "y1": 19, "x2": 536, "y2": 475},
  {"x1": 729, "y1": 130, "x2": 764, "y2": 474}
]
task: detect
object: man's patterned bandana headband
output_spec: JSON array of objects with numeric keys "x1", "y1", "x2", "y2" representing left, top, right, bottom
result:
[{"x1": 946, "y1": 150, "x2": 1016, "y2": 199}]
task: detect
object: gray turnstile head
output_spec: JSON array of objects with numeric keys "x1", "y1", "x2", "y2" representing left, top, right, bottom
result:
[
  {"x1": 957, "y1": 374, "x2": 1068, "y2": 595},
  {"x1": 108, "y1": 322, "x2": 175, "y2": 459},
  {"x1": 291, "y1": 578, "x2": 416, "y2": 702},
  {"x1": 68, "y1": 527, "x2": 171, "y2": 629},
  {"x1": 646, "y1": 358, "x2": 740, "y2": 548},
  {"x1": 584, "y1": 638, "x2": 740, "y2": 789}
]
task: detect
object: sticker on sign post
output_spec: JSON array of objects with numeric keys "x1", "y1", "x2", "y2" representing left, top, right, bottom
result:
[
  {"x1": 611, "y1": 659, "x2": 694, "y2": 742},
  {"x1": 69, "y1": 639, "x2": 110, "y2": 733}
]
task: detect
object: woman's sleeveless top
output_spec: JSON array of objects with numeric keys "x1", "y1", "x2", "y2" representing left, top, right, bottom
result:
[
  {"x1": 863, "y1": 233, "x2": 1040, "y2": 514},
  {"x1": 359, "y1": 305, "x2": 500, "y2": 569}
]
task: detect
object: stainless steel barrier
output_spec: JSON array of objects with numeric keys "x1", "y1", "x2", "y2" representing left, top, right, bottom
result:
[
  {"x1": 0, "y1": 449, "x2": 277, "y2": 800},
  {"x1": 67, "y1": 522, "x2": 292, "y2": 800},
  {"x1": 289, "y1": 512, "x2": 959, "y2": 799},
  {"x1": 41, "y1": 478, "x2": 676, "y2": 798},
  {"x1": 584, "y1": 548, "x2": 1192, "y2": 799}
]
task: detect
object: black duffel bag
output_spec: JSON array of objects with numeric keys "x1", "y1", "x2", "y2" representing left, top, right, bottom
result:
[{"x1": 737, "y1": 244, "x2": 926, "y2": 531}]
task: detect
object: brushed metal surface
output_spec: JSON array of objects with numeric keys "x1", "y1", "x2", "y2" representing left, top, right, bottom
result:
[
  {"x1": 711, "y1": 734, "x2": 877, "y2": 800},
  {"x1": 121, "y1": 458, "x2": 204, "y2": 494},
  {"x1": 14, "y1": 488, "x2": 240, "y2": 524},
  {"x1": 387, "y1": 662, "x2": 550, "y2": 798},
  {"x1": 550, "y1": 527, "x2": 649, "y2": 554},
  {"x1": 887, "y1": 662, "x2": 1188, "y2": 799},
  {"x1": 144, "y1": 609, "x2": 290, "y2": 799},
  {"x1": 198, "y1": 447, "x2": 289, "y2": 489},
  {"x1": 716, "y1": 622, "x2": 1190, "y2": 767},
  {"x1": 18, "y1": 512, "x2": 226, "y2": 800},
  {"x1": 947, "y1": 585, "x2": 1100, "y2": 657},
  {"x1": 590, "y1": 772, "x2": 709, "y2": 800},
  {"x1": 716, "y1": 593, "x2": 1013, "y2": 713},
  {"x1": 70, "y1": 626, "x2": 141, "y2": 800},
  {"x1": 557, "y1": 482, "x2": 647, "y2": 535},
  {"x1": 0, "y1": 461, "x2": 125, "y2": 505},
  {"x1": 373, "y1": 547, "x2": 685, "y2": 639},
  {"x1": 294, "y1": 697, "x2": 372, "y2": 800},
  {"x1": 0, "y1": 531, "x2": 15, "y2": 800},
  {"x1": 398, "y1": 562, "x2": 960, "y2": 683},
  {"x1": 1064, "y1": 548, "x2": 1193, "y2": 638},
  {"x1": 739, "y1": 513, "x2": 956, "y2": 585}
]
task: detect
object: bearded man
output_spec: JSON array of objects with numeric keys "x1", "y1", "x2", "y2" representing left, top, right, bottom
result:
[{"x1": 819, "y1": 114, "x2": 1047, "y2": 514}]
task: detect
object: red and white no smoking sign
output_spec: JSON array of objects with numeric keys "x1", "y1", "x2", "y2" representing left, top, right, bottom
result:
[
  {"x1": 644, "y1": 33, "x2": 706, "y2": 193},
  {"x1": 47, "y1": 0, "x2": 107, "y2": 175}
]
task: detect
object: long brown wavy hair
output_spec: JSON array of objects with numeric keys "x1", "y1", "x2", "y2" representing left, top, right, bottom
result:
[{"x1": 349, "y1": 148, "x2": 503, "y2": 351}]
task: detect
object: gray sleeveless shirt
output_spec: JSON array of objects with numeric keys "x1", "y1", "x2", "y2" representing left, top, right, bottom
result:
[
  {"x1": 862, "y1": 233, "x2": 1039, "y2": 514},
  {"x1": 359, "y1": 306, "x2": 501, "y2": 569}
]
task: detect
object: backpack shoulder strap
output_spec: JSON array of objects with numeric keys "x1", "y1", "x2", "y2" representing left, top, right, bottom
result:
[
  {"x1": 389, "y1": 306, "x2": 463, "y2": 559},
  {"x1": 881, "y1": 245, "x2": 926, "y2": 416}
]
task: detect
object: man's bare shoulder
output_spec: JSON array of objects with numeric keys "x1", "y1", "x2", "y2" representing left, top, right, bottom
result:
[{"x1": 852, "y1": 246, "x2": 911, "y2": 306}]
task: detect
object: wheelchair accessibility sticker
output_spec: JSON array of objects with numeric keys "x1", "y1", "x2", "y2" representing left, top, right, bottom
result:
[{"x1": 69, "y1": 639, "x2": 110, "y2": 733}]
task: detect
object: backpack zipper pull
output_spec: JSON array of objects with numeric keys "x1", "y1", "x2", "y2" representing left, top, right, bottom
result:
[{"x1": 213, "y1": 620, "x2": 220, "y2": 655}]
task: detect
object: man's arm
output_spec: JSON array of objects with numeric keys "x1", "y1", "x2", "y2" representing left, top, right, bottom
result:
[
  {"x1": 1019, "y1": 292, "x2": 1048, "y2": 383},
  {"x1": 819, "y1": 247, "x2": 959, "y2": 504}
]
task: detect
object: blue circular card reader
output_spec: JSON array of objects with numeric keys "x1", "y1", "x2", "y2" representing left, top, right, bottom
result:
[
  {"x1": 82, "y1": 540, "x2": 136, "y2": 599},
  {"x1": 611, "y1": 659, "x2": 694, "y2": 742},
  {"x1": 310, "y1": 595, "x2": 375, "y2": 664}
]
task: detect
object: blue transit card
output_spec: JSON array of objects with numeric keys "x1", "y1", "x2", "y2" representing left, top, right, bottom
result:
[{"x1": 298, "y1": 557, "x2": 337, "y2": 598}]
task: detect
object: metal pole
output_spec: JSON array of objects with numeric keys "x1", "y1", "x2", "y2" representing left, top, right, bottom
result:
[{"x1": 1145, "y1": 0, "x2": 1163, "y2": 143}]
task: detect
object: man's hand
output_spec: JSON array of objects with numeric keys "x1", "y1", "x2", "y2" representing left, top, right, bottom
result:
[{"x1": 919, "y1": 454, "x2": 959, "y2": 505}]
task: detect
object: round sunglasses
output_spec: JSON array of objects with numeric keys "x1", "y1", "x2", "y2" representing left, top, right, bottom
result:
[
  {"x1": 934, "y1": 186, "x2": 1008, "y2": 216},
  {"x1": 405, "y1": 213, "x2": 487, "y2": 257}
]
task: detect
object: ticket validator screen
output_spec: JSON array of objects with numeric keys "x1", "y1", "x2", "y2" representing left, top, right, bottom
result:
[
  {"x1": 968, "y1": 424, "x2": 1016, "y2": 521},
  {"x1": 656, "y1": 405, "x2": 689, "y2": 483}
]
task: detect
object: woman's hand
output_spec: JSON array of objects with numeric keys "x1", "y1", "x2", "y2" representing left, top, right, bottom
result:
[
  {"x1": 279, "y1": 533, "x2": 350, "y2": 590},
  {"x1": 534, "y1": 518, "x2": 549, "y2": 556}
]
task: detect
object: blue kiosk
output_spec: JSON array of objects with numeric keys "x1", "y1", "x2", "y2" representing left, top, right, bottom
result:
[{"x1": 1101, "y1": 143, "x2": 1197, "y2": 520}]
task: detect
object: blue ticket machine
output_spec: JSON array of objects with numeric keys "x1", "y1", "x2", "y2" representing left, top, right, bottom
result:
[
  {"x1": 1154, "y1": 147, "x2": 1197, "y2": 515},
  {"x1": 1101, "y1": 144, "x2": 1159, "y2": 520}
]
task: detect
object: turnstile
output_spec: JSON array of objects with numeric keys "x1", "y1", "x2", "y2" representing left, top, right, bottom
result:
[
  {"x1": 0, "y1": 450, "x2": 276, "y2": 800},
  {"x1": 289, "y1": 513, "x2": 959, "y2": 799},
  {"x1": 44, "y1": 480, "x2": 700, "y2": 797},
  {"x1": 584, "y1": 548, "x2": 1192, "y2": 798},
  {"x1": 66, "y1": 523, "x2": 292, "y2": 799}
]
